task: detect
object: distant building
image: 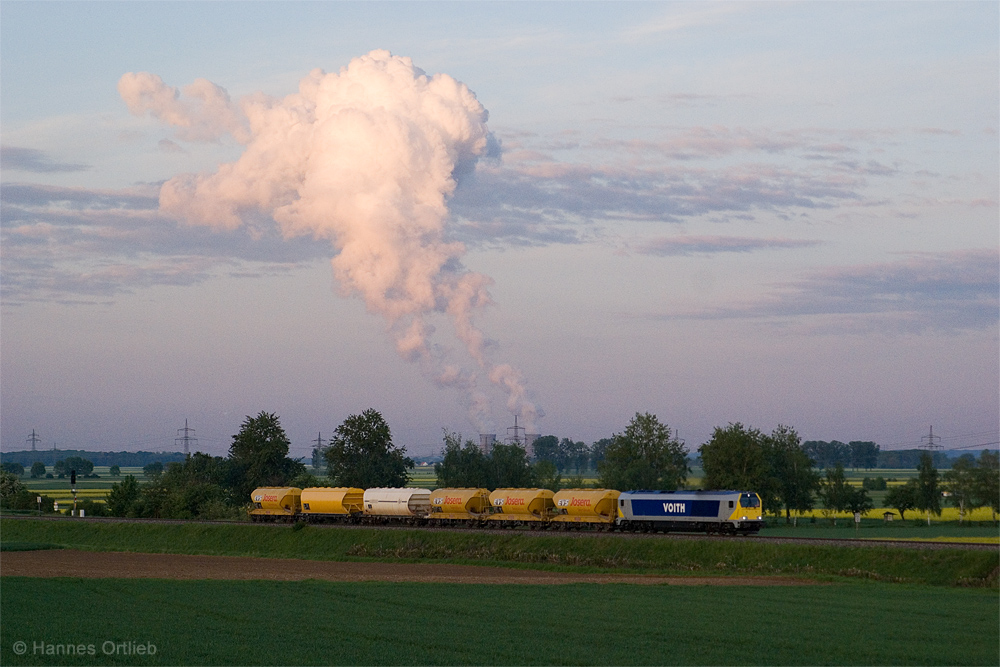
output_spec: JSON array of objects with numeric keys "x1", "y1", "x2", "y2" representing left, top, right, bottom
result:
[{"x1": 479, "y1": 434, "x2": 496, "y2": 455}]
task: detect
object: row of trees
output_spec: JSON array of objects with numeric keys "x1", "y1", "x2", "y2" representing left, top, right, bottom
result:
[
  {"x1": 882, "y1": 451, "x2": 999, "y2": 522},
  {"x1": 104, "y1": 409, "x2": 414, "y2": 519},
  {"x1": 106, "y1": 412, "x2": 307, "y2": 519},
  {"x1": 530, "y1": 436, "x2": 610, "y2": 474},
  {"x1": 1, "y1": 457, "x2": 99, "y2": 479},
  {"x1": 801, "y1": 440, "x2": 879, "y2": 470},
  {"x1": 434, "y1": 413, "x2": 689, "y2": 493},
  {"x1": 8, "y1": 407, "x2": 998, "y2": 524}
]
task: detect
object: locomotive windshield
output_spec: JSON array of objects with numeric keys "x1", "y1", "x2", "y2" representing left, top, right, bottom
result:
[{"x1": 741, "y1": 494, "x2": 760, "y2": 508}]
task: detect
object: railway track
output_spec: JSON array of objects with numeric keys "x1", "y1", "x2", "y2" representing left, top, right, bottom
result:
[{"x1": 3, "y1": 513, "x2": 996, "y2": 551}]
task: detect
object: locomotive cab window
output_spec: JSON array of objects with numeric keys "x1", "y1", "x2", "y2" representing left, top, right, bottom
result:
[{"x1": 741, "y1": 494, "x2": 760, "y2": 508}]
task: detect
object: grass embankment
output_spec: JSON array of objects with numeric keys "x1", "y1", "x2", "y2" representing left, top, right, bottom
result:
[
  {"x1": 2, "y1": 518, "x2": 996, "y2": 587},
  {"x1": 2, "y1": 578, "x2": 998, "y2": 666},
  {"x1": 760, "y1": 518, "x2": 999, "y2": 541}
]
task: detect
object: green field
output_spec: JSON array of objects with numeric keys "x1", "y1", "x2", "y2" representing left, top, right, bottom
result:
[
  {"x1": 3, "y1": 519, "x2": 996, "y2": 587},
  {"x1": 1, "y1": 578, "x2": 996, "y2": 665}
]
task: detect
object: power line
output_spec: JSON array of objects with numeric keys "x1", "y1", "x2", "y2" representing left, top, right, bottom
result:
[{"x1": 947, "y1": 441, "x2": 1000, "y2": 451}]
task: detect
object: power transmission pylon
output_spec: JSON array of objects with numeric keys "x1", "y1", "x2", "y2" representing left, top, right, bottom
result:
[
  {"x1": 27, "y1": 430, "x2": 41, "y2": 452},
  {"x1": 312, "y1": 432, "x2": 326, "y2": 468},
  {"x1": 175, "y1": 419, "x2": 197, "y2": 455},
  {"x1": 920, "y1": 425, "x2": 942, "y2": 451}
]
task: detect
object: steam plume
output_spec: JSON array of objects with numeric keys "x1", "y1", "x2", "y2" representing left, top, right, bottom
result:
[{"x1": 120, "y1": 50, "x2": 540, "y2": 432}]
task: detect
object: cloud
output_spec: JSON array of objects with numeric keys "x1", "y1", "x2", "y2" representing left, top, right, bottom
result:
[
  {"x1": 636, "y1": 235, "x2": 822, "y2": 257},
  {"x1": 0, "y1": 146, "x2": 90, "y2": 173},
  {"x1": 0, "y1": 182, "x2": 329, "y2": 305},
  {"x1": 625, "y1": 3, "x2": 747, "y2": 38},
  {"x1": 669, "y1": 249, "x2": 999, "y2": 334},
  {"x1": 117, "y1": 50, "x2": 543, "y2": 431},
  {"x1": 158, "y1": 139, "x2": 186, "y2": 154},
  {"x1": 118, "y1": 72, "x2": 249, "y2": 143},
  {"x1": 448, "y1": 157, "x2": 865, "y2": 246}
]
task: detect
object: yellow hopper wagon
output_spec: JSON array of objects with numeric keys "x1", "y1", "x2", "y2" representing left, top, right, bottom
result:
[
  {"x1": 429, "y1": 488, "x2": 492, "y2": 526},
  {"x1": 249, "y1": 487, "x2": 302, "y2": 522},
  {"x1": 300, "y1": 487, "x2": 365, "y2": 522},
  {"x1": 487, "y1": 488, "x2": 555, "y2": 527},
  {"x1": 550, "y1": 488, "x2": 621, "y2": 529}
]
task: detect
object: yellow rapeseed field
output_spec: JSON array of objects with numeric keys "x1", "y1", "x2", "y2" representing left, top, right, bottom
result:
[{"x1": 791, "y1": 505, "x2": 997, "y2": 522}]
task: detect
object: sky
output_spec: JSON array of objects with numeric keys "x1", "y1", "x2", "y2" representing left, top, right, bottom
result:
[{"x1": 1, "y1": 1, "x2": 997, "y2": 461}]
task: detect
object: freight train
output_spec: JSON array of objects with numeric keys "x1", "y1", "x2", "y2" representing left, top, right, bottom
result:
[{"x1": 250, "y1": 486, "x2": 764, "y2": 535}]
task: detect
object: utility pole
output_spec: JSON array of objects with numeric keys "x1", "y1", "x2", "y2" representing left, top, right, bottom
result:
[
  {"x1": 175, "y1": 419, "x2": 197, "y2": 455},
  {"x1": 27, "y1": 430, "x2": 41, "y2": 452}
]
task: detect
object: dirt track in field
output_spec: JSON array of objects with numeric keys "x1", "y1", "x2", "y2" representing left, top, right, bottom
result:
[{"x1": 1, "y1": 550, "x2": 823, "y2": 586}]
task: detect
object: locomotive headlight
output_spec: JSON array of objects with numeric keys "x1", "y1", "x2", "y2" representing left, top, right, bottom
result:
[{"x1": 742, "y1": 516, "x2": 747, "y2": 520}]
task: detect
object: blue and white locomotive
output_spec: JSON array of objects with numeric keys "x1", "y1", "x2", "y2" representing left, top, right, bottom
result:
[{"x1": 616, "y1": 490, "x2": 763, "y2": 535}]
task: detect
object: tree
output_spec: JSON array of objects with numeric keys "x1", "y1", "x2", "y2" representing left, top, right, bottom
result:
[
  {"x1": 913, "y1": 452, "x2": 942, "y2": 523},
  {"x1": 434, "y1": 432, "x2": 491, "y2": 488},
  {"x1": 533, "y1": 460, "x2": 562, "y2": 492},
  {"x1": 132, "y1": 453, "x2": 240, "y2": 520},
  {"x1": 0, "y1": 470, "x2": 27, "y2": 506},
  {"x1": 488, "y1": 443, "x2": 536, "y2": 488},
  {"x1": 559, "y1": 439, "x2": 588, "y2": 474},
  {"x1": 1, "y1": 462, "x2": 25, "y2": 476},
  {"x1": 803, "y1": 441, "x2": 850, "y2": 469},
  {"x1": 845, "y1": 486, "x2": 874, "y2": 517},
  {"x1": 884, "y1": 482, "x2": 916, "y2": 521},
  {"x1": 143, "y1": 461, "x2": 164, "y2": 478},
  {"x1": 590, "y1": 438, "x2": 611, "y2": 471},
  {"x1": 600, "y1": 412, "x2": 688, "y2": 492},
  {"x1": 326, "y1": 409, "x2": 411, "y2": 488},
  {"x1": 818, "y1": 463, "x2": 852, "y2": 525},
  {"x1": 974, "y1": 450, "x2": 999, "y2": 522},
  {"x1": 106, "y1": 475, "x2": 142, "y2": 517},
  {"x1": 229, "y1": 412, "x2": 304, "y2": 499},
  {"x1": 62, "y1": 456, "x2": 94, "y2": 476},
  {"x1": 848, "y1": 441, "x2": 879, "y2": 470},
  {"x1": 311, "y1": 445, "x2": 328, "y2": 470},
  {"x1": 109, "y1": 465, "x2": 121, "y2": 477},
  {"x1": 531, "y1": 435, "x2": 560, "y2": 464},
  {"x1": 766, "y1": 425, "x2": 820, "y2": 522},
  {"x1": 30, "y1": 462, "x2": 47, "y2": 478},
  {"x1": 699, "y1": 423, "x2": 770, "y2": 500},
  {"x1": 943, "y1": 455, "x2": 978, "y2": 524}
]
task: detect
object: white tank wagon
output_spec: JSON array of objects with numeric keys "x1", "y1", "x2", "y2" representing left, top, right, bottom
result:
[{"x1": 362, "y1": 488, "x2": 432, "y2": 522}]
